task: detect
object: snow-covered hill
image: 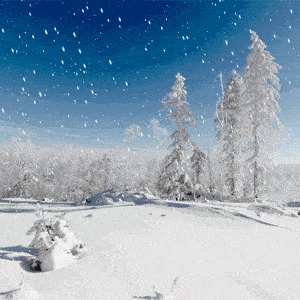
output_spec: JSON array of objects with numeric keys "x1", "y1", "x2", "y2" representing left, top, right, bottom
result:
[{"x1": 1, "y1": 190, "x2": 300, "y2": 299}]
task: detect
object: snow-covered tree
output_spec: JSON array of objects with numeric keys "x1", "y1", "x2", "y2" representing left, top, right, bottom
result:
[
  {"x1": 27, "y1": 217, "x2": 86, "y2": 272},
  {"x1": 214, "y1": 70, "x2": 246, "y2": 196},
  {"x1": 157, "y1": 73, "x2": 197, "y2": 200},
  {"x1": 190, "y1": 147, "x2": 206, "y2": 195},
  {"x1": 242, "y1": 30, "x2": 287, "y2": 199},
  {"x1": 206, "y1": 149, "x2": 215, "y2": 194},
  {"x1": 157, "y1": 147, "x2": 185, "y2": 200}
]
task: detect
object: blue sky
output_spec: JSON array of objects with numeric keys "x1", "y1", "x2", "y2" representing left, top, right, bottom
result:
[{"x1": 0, "y1": 0, "x2": 299, "y2": 157}]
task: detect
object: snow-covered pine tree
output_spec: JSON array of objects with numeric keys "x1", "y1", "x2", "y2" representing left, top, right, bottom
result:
[
  {"x1": 190, "y1": 147, "x2": 206, "y2": 196},
  {"x1": 157, "y1": 147, "x2": 186, "y2": 200},
  {"x1": 206, "y1": 149, "x2": 215, "y2": 194},
  {"x1": 157, "y1": 73, "x2": 197, "y2": 201},
  {"x1": 242, "y1": 30, "x2": 287, "y2": 199},
  {"x1": 214, "y1": 70, "x2": 246, "y2": 196}
]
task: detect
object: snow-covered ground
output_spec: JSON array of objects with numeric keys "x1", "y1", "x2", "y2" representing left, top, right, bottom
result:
[{"x1": 1, "y1": 190, "x2": 300, "y2": 299}]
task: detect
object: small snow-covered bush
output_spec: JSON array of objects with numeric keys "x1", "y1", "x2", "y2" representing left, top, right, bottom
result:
[
  {"x1": 27, "y1": 217, "x2": 86, "y2": 271},
  {"x1": 37, "y1": 236, "x2": 75, "y2": 272},
  {"x1": 26, "y1": 218, "x2": 56, "y2": 249}
]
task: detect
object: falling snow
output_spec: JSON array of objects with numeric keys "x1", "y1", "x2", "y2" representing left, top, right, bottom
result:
[{"x1": 0, "y1": 0, "x2": 295, "y2": 151}]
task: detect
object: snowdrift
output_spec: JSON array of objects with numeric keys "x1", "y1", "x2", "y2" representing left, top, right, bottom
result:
[{"x1": 77, "y1": 188, "x2": 159, "y2": 206}]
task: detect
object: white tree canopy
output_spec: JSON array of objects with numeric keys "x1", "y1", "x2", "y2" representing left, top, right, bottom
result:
[
  {"x1": 214, "y1": 70, "x2": 246, "y2": 196},
  {"x1": 158, "y1": 73, "x2": 197, "y2": 200},
  {"x1": 242, "y1": 30, "x2": 288, "y2": 198},
  {"x1": 161, "y1": 73, "x2": 197, "y2": 150}
]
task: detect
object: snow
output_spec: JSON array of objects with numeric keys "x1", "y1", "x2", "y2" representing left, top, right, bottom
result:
[
  {"x1": 1, "y1": 192, "x2": 300, "y2": 299},
  {"x1": 4, "y1": 279, "x2": 41, "y2": 300}
]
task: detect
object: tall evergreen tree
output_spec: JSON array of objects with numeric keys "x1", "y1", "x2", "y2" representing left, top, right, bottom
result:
[
  {"x1": 214, "y1": 70, "x2": 246, "y2": 196},
  {"x1": 190, "y1": 147, "x2": 206, "y2": 194},
  {"x1": 242, "y1": 30, "x2": 286, "y2": 199},
  {"x1": 206, "y1": 149, "x2": 215, "y2": 194},
  {"x1": 157, "y1": 73, "x2": 197, "y2": 200}
]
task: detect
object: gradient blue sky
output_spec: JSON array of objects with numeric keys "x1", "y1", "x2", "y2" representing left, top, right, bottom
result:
[{"x1": 0, "y1": 0, "x2": 299, "y2": 157}]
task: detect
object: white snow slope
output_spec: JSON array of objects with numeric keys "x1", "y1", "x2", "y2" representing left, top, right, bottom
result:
[{"x1": 1, "y1": 190, "x2": 300, "y2": 300}]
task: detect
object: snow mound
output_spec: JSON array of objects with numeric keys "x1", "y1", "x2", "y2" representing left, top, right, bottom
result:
[
  {"x1": 77, "y1": 188, "x2": 158, "y2": 206},
  {"x1": 248, "y1": 204, "x2": 285, "y2": 216}
]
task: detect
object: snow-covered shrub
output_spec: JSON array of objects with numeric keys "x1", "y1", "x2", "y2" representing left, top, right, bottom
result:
[
  {"x1": 52, "y1": 219, "x2": 84, "y2": 254},
  {"x1": 26, "y1": 218, "x2": 56, "y2": 248},
  {"x1": 27, "y1": 217, "x2": 86, "y2": 271},
  {"x1": 37, "y1": 236, "x2": 75, "y2": 272}
]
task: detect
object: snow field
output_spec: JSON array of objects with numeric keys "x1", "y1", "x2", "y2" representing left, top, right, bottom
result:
[{"x1": 1, "y1": 197, "x2": 300, "y2": 299}]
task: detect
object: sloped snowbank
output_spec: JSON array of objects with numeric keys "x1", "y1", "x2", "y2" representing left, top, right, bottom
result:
[{"x1": 80, "y1": 188, "x2": 300, "y2": 230}]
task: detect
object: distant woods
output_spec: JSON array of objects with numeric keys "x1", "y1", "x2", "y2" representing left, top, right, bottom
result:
[{"x1": 0, "y1": 138, "x2": 168, "y2": 201}]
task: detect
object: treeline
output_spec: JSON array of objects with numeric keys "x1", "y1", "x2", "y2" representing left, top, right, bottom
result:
[
  {"x1": 0, "y1": 138, "x2": 167, "y2": 201},
  {"x1": 0, "y1": 136, "x2": 292, "y2": 203}
]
